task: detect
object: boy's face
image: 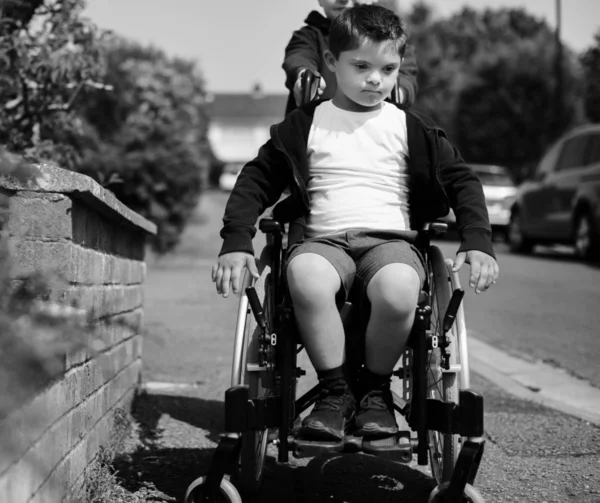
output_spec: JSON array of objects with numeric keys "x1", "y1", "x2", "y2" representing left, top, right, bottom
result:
[
  {"x1": 318, "y1": 0, "x2": 354, "y2": 20},
  {"x1": 325, "y1": 38, "x2": 402, "y2": 112}
]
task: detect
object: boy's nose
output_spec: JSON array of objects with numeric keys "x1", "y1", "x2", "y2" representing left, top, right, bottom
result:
[{"x1": 366, "y1": 72, "x2": 382, "y2": 86}]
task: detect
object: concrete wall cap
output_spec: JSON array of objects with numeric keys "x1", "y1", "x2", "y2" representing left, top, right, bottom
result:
[{"x1": 1, "y1": 161, "x2": 157, "y2": 235}]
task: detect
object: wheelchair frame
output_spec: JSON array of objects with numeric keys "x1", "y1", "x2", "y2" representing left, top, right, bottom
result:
[{"x1": 187, "y1": 220, "x2": 486, "y2": 503}]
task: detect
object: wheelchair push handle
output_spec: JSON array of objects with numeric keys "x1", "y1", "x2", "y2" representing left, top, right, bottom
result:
[
  {"x1": 390, "y1": 83, "x2": 400, "y2": 105},
  {"x1": 300, "y1": 68, "x2": 320, "y2": 106},
  {"x1": 245, "y1": 286, "x2": 267, "y2": 331}
]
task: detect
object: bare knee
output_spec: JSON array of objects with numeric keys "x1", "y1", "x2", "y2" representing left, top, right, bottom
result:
[
  {"x1": 367, "y1": 264, "x2": 420, "y2": 319},
  {"x1": 287, "y1": 253, "x2": 341, "y2": 308}
]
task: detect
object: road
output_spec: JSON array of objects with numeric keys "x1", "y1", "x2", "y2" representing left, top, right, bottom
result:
[
  {"x1": 126, "y1": 190, "x2": 600, "y2": 503},
  {"x1": 435, "y1": 238, "x2": 600, "y2": 389}
]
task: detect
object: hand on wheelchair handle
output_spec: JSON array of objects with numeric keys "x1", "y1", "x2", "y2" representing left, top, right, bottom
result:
[
  {"x1": 452, "y1": 250, "x2": 499, "y2": 294},
  {"x1": 212, "y1": 252, "x2": 259, "y2": 298},
  {"x1": 294, "y1": 68, "x2": 325, "y2": 107}
]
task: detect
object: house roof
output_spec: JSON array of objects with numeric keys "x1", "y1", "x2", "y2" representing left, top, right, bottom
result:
[{"x1": 207, "y1": 91, "x2": 288, "y2": 121}]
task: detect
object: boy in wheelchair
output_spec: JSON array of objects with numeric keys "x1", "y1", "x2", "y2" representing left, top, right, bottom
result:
[
  {"x1": 282, "y1": 0, "x2": 419, "y2": 115},
  {"x1": 213, "y1": 4, "x2": 498, "y2": 444}
]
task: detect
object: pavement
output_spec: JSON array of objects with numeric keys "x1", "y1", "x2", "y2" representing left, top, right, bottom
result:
[{"x1": 111, "y1": 190, "x2": 600, "y2": 503}]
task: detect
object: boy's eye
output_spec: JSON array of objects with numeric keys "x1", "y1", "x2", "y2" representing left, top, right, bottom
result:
[{"x1": 354, "y1": 64, "x2": 367, "y2": 70}]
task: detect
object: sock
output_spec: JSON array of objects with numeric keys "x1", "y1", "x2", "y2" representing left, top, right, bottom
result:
[
  {"x1": 361, "y1": 366, "x2": 392, "y2": 391},
  {"x1": 317, "y1": 366, "x2": 347, "y2": 391}
]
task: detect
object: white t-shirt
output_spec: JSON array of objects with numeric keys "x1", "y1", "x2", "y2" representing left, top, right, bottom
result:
[{"x1": 305, "y1": 101, "x2": 410, "y2": 238}]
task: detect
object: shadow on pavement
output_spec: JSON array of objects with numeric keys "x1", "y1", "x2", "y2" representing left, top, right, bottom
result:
[
  {"x1": 112, "y1": 392, "x2": 438, "y2": 502},
  {"x1": 110, "y1": 391, "x2": 227, "y2": 501},
  {"x1": 300, "y1": 452, "x2": 436, "y2": 502},
  {"x1": 113, "y1": 446, "x2": 214, "y2": 500},
  {"x1": 132, "y1": 391, "x2": 224, "y2": 445}
]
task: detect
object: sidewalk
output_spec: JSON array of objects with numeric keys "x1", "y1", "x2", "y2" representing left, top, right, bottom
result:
[{"x1": 103, "y1": 191, "x2": 600, "y2": 503}]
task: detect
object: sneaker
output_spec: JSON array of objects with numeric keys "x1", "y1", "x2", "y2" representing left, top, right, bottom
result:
[
  {"x1": 299, "y1": 381, "x2": 356, "y2": 441},
  {"x1": 354, "y1": 386, "x2": 399, "y2": 439}
]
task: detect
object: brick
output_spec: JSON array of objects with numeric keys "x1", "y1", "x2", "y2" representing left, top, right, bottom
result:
[
  {"x1": 50, "y1": 284, "x2": 144, "y2": 319},
  {"x1": 0, "y1": 336, "x2": 142, "y2": 476},
  {"x1": 65, "y1": 309, "x2": 143, "y2": 369},
  {"x1": 69, "y1": 246, "x2": 146, "y2": 285},
  {"x1": 8, "y1": 238, "x2": 71, "y2": 280},
  {"x1": 34, "y1": 386, "x2": 137, "y2": 503},
  {"x1": 7, "y1": 192, "x2": 73, "y2": 241},
  {"x1": 71, "y1": 201, "x2": 147, "y2": 260},
  {"x1": 9, "y1": 239, "x2": 146, "y2": 285},
  {"x1": 46, "y1": 387, "x2": 137, "y2": 503},
  {"x1": 0, "y1": 362, "x2": 140, "y2": 503}
]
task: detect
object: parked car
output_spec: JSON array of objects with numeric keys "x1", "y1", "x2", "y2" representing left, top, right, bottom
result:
[
  {"x1": 507, "y1": 124, "x2": 600, "y2": 260},
  {"x1": 444, "y1": 163, "x2": 517, "y2": 240},
  {"x1": 219, "y1": 162, "x2": 245, "y2": 191}
]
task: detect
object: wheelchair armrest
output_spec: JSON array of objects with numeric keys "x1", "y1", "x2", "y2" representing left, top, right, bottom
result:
[{"x1": 259, "y1": 217, "x2": 285, "y2": 234}]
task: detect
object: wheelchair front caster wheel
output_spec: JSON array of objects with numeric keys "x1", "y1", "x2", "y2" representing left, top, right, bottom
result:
[
  {"x1": 184, "y1": 476, "x2": 242, "y2": 503},
  {"x1": 428, "y1": 482, "x2": 484, "y2": 503}
]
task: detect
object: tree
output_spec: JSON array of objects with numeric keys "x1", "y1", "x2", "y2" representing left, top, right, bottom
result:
[
  {"x1": 78, "y1": 36, "x2": 212, "y2": 252},
  {"x1": 0, "y1": 1, "x2": 217, "y2": 253},
  {"x1": 581, "y1": 31, "x2": 600, "y2": 123},
  {"x1": 406, "y1": 4, "x2": 585, "y2": 179},
  {"x1": 0, "y1": 0, "x2": 107, "y2": 169}
]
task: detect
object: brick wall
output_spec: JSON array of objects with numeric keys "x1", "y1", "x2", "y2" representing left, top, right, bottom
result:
[{"x1": 0, "y1": 163, "x2": 157, "y2": 502}]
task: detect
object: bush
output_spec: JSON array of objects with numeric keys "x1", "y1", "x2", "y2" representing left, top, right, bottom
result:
[
  {"x1": 0, "y1": 1, "x2": 219, "y2": 253},
  {"x1": 77, "y1": 37, "x2": 213, "y2": 252}
]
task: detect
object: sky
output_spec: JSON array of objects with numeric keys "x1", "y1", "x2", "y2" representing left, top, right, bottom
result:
[{"x1": 83, "y1": 0, "x2": 600, "y2": 94}]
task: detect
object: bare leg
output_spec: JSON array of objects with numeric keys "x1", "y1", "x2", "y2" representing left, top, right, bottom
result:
[
  {"x1": 286, "y1": 253, "x2": 344, "y2": 371},
  {"x1": 365, "y1": 263, "x2": 421, "y2": 374}
]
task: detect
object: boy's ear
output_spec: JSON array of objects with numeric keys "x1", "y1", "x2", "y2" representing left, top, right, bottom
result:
[{"x1": 323, "y1": 49, "x2": 337, "y2": 72}]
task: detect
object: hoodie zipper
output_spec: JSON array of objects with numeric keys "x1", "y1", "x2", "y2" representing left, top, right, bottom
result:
[{"x1": 272, "y1": 125, "x2": 310, "y2": 209}]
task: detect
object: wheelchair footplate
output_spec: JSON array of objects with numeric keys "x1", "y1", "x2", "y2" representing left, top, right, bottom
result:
[{"x1": 291, "y1": 431, "x2": 413, "y2": 463}]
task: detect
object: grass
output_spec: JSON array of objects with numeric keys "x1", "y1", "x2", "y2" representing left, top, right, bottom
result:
[{"x1": 72, "y1": 408, "x2": 175, "y2": 503}]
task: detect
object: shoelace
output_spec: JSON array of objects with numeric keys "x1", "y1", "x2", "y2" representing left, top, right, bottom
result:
[
  {"x1": 359, "y1": 391, "x2": 389, "y2": 411},
  {"x1": 314, "y1": 388, "x2": 348, "y2": 412}
]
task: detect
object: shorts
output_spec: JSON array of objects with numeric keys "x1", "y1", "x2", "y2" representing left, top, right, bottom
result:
[{"x1": 285, "y1": 229, "x2": 427, "y2": 302}]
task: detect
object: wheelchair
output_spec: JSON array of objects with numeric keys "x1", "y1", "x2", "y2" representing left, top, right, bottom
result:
[{"x1": 185, "y1": 71, "x2": 486, "y2": 503}]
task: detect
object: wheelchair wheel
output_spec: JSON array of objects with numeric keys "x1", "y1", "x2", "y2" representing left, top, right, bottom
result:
[
  {"x1": 428, "y1": 481, "x2": 485, "y2": 503},
  {"x1": 427, "y1": 246, "x2": 460, "y2": 483},
  {"x1": 232, "y1": 245, "x2": 275, "y2": 494},
  {"x1": 184, "y1": 476, "x2": 242, "y2": 503}
]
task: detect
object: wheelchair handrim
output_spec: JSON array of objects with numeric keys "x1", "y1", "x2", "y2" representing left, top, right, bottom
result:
[{"x1": 427, "y1": 245, "x2": 460, "y2": 484}]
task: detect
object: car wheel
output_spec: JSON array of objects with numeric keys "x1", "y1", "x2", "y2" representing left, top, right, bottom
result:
[
  {"x1": 508, "y1": 210, "x2": 534, "y2": 254},
  {"x1": 574, "y1": 211, "x2": 600, "y2": 261}
]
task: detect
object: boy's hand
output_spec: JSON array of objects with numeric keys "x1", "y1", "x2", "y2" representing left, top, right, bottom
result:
[
  {"x1": 294, "y1": 69, "x2": 326, "y2": 106},
  {"x1": 452, "y1": 250, "x2": 499, "y2": 294},
  {"x1": 212, "y1": 252, "x2": 259, "y2": 298}
]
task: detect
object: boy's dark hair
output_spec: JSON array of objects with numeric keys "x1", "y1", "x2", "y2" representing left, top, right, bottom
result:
[{"x1": 329, "y1": 4, "x2": 407, "y2": 59}]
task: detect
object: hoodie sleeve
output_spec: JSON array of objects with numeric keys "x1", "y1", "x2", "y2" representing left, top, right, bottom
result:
[
  {"x1": 219, "y1": 138, "x2": 289, "y2": 256},
  {"x1": 282, "y1": 26, "x2": 321, "y2": 91},
  {"x1": 436, "y1": 131, "x2": 495, "y2": 258},
  {"x1": 397, "y1": 43, "x2": 419, "y2": 106}
]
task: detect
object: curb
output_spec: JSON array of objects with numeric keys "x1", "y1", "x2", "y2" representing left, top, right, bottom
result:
[{"x1": 468, "y1": 335, "x2": 600, "y2": 425}]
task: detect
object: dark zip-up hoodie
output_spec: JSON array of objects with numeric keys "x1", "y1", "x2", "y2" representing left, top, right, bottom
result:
[
  {"x1": 220, "y1": 100, "x2": 494, "y2": 259},
  {"x1": 282, "y1": 10, "x2": 419, "y2": 116}
]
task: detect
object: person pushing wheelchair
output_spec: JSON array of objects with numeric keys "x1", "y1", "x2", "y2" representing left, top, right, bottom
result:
[{"x1": 213, "y1": 4, "x2": 498, "y2": 443}]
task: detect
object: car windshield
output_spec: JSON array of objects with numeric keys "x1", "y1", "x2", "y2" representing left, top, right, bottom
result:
[{"x1": 473, "y1": 169, "x2": 514, "y2": 187}]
